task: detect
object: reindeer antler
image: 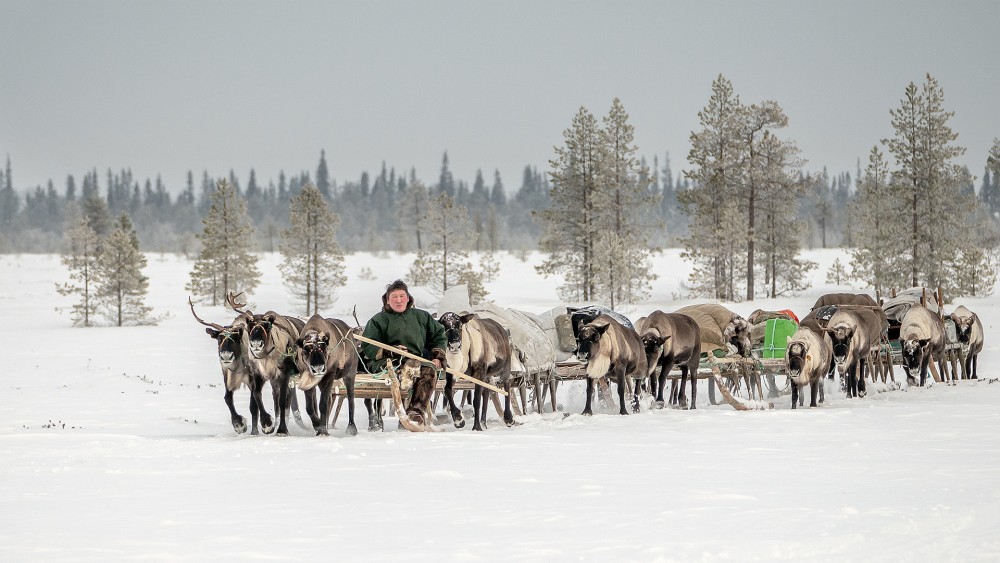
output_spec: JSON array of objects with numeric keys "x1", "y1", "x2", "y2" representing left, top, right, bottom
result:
[
  {"x1": 351, "y1": 304, "x2": 363, "y2": 329},
  {"x1": 225, "y1": 291, "x2": 251, "y2": 315},
  {"x1": 188, "y1": 297, "x2": 225, "y2": 330}
]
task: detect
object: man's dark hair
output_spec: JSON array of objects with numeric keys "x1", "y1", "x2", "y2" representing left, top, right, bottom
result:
[{"x1": 382, "y1": 279, "x2": 414, "y2": 312}]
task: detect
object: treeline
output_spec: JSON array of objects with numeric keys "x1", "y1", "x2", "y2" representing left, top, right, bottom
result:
[{"x1": 4, "y1": 148, "x2": 979, "y2": 256}]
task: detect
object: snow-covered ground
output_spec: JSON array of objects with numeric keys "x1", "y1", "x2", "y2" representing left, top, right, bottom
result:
[{"x1": 1, "y1": 249, "x2": 998, "y2": 562}]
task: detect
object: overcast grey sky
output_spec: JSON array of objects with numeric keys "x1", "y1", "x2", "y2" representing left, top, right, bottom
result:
[{"x1": 2, "y1": 0, "x2": 998, "y2": 195}]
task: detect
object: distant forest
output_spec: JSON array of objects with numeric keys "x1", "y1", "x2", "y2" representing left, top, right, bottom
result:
[{"x1": 0, "y1": 150, "x2": 995, "y2": 255}]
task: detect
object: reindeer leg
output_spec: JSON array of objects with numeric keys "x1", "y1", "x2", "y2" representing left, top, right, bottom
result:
[
  {"x1": 790, "y1": 382, "x2": 799, "y2": 409},
  {"x1": 275, "y1": 375, "x2": 290, "y2": 435},
  {"x1": 314, "y1": 385, "x2": 331, "y2": 437},
  {"x1": 858, "y1": 358, "x2": 867, "y2": 398},
  {"x1": 224, "y1": 387, "x2": 247, "y2": 434},
  {"x1": 247, "y1": 391, "x2": 260, "y2": 435},
  {"x1": 809, "y1": 380, "x2": 820, "y2": 408},
  {"x1": 472, "y1": 385, "x2": 485, "y2": 431},
  {"x1": 303, "y1": 387, "x2": 322, "y2": 432},
  {"x1": 549, "y1": 377, "x2": 558, "y2": 413},
  {"x1": 343, "y1": 376, "x2": 358, "y2": 436},
  {"x1": 618, "y1": 370, "x2": 631, "y2": 415},
  {"x1": 254, "y1": 376, "x2": 274, "y2": 434},
  {"x1": 444, "y1": 373, "x2": 465, "y2": 429},
  {"x1": 583, "y1": 378, "x2": 595, "y2": 416},
  {"x1": 504, "y1": 379, "x2": 515, "y2": 426}
]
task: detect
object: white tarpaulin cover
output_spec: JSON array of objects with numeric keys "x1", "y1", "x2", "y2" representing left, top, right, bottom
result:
[{"x1": 437, "y1": 285, "x2": 556, "y2": 376}]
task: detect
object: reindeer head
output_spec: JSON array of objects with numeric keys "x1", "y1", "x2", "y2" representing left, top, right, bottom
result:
[
  {"x1": 901, "y1": 338, "x2": 931, "y2": 370},
  {"x1": 950, "y1": 312, "x2": 977, "y2": 345},
  {"x1": 724, "y1": 317, "x2": 752, "y2": 356},
  {"x1": 189, "y1": 297, "x2": 246, "y2": 368},
  {"x1": 296, "y1": 330, "x2": 331, "y2": 378},
  {"x1": 640, "y1": 332, "x2": 670, "y2": 375},
  {"x1": 575, "y1": 322, "x2": 609, "y2": 362},
  {"x1": 246, "y1": 313, "x2": 278, "y2": 359},
  {"x1": 825, "y1": 323, "x2": 855, "y2": 365},
  {"x1": 438, "y1": 311, "x2": 474, "y2": 354},
  {"x1": 785, "y1": 341, "x2": 808, "y2": 379}
]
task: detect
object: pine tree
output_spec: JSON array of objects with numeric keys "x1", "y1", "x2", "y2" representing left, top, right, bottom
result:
[
  {"x1": 410, "y1": 191, "x2": 486, "y2": 302},
  {"x1": 849, "y1": 146, "x2": 908, "y2": 299},
  {"x1": 594, "y1": 97, "x2": 659, "y2": 308},
  {"x1": 680, "y1": 75, "x2": 745, "y2": 300},
  {"x1": 490, "y1": 169, "x2": 506, "y2": 207},
  {"x1": 536, "y1": 106, "x2": 603, "y2": 302},
  {"x1": 883, "y1": 74, "x2": 971, "y2": 291},
  {"x1": 754, "y1": 131, "x2": 814, "y2": 297},
  {"x1": 279, "y1": 183, "x2": 346, "y2": 316},
  {"x1": 187, "y1": 179, "x2": 260, "y2": 305},
  {"x1": 826, "y1": 258, "x2": 849, "y2": 285},
  {"x1": 396, "y1": 176, "x2": 430, "y2": 251},
  {"x1": 437, "y1": 151, "x2": 455, "y2": 196},
  {"x1": 56, "y1": 206, "x2": 101, "y2": 326},
  {"x1": 95, "y1": 214, "x2": 153, "y2": 326},
  {"x1": 316, "y1": 149, "x2": 332, "y2": 198},
  {"x1": 0, "y1": 155, "x2": 19, "y2": 231}
]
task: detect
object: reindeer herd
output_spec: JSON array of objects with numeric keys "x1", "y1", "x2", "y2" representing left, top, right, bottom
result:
[{"x1": 189, "y1": 289, "x2": 987, "y2": 436}]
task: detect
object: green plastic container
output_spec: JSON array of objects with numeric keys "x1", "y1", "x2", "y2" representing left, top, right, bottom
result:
[{"x1": 760, "y1": 318, "x2": 797, "y2": 359}]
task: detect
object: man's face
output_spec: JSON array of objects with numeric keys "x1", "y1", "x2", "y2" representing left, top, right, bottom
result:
[{"x1": 387, "y1": 289, "x2": 409, "y2": 313}]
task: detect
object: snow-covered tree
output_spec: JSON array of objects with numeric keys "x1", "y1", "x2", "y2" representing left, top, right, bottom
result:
[
  {"x1": 94, "y1": 214, "x2": 153, "y2": 326},
  {"x1": 410, "y1": 192, "x2": 486, "y2": 303},
  {"x1": 536, "y1": 106, "x2": 604, "y2": 302},
  {"x1": 681, "y1": 75, "x2": 747, "y2": 300},
  {"x1": 849, "y1": 146, "x2": 909, "y2": 299},
  {"x1": 55, "y1": 205, "x2": 101, "y2": 326},
  {"x1": 187, "y1": 179, "x2": 260, "y2": 305},
  {"x1": 279, "y1": 183, "x2": 346, "y2": 316},
  {"x1": 593, "y1": 97, "x2": 659, "y2": 308},
  {"x1": 883, "y1": 74, "x2": 972, "y2": 291}
]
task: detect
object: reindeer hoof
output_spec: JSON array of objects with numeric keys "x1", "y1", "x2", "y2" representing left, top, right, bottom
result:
[
  {"x1": 452, "y1": 414, "x2": 466, "y2": 429},
  {"x1": 315, "y1": 427, "x2": 329, "y2": 437},
  {"x1": 504, "y1": 416, "x2": 515, "y2": 427},
  {"x1": 654, "y1": 400, "x2": 665, "y2": 409},
  {"x1": 233, "y1": 417, "x2": 248, "y2": 434},
  {"x1": 345, "y1": 424, "x2": 358, "y2": 437}
]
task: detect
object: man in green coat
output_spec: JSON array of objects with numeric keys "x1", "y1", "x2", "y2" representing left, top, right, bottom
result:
[{"x1": 360, "y1": 280, "x2": 449, "y2": 430}]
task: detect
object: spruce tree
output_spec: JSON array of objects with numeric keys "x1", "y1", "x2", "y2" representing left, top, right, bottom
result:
[
  {"x1": 410, "y1": 191, "x2": 486, "y2": 302},
  {"x1": 95, "y1": 214, "x2": 153, "y2": 326},
  {"x1": 849, "y1": 146, "x2": 908, "y2": 299},
  {"x1": 396, "y1": 176, "x2": 430, "y2": 252},
  {"x1": 316, "y1": 149, "x2": 332, "y2": 198},
  {"x1": 187, "y1": 179, "x2": 260, "y2": 305},
  {"x1": 595, "y1": 97, "x2": 659, "y2": 308},
  {"x1": 56, "y1": 206, "x2": 101, "y2": 326},
  {"x1": 536, "y1": 106, "x2": 604, "y2": 302},
  {"x1": 680, "y1": 75, "x2": 745, "y2": 300},
  {"x1": 279, "y1": 183, "x2": 346, "y2": 316},
  {"x1": 883, "y1": 74, "x2": 971, "y2": 291},
  {"x1": 0, "y1": 155, "x2": 19, "y2": 231}
]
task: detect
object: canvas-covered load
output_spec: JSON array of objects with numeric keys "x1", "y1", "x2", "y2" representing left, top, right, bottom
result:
[
  {"x1": 800, "y1": 293, "x2": 880, "y2": 332},
  {"x1": 674, "y1": 303, "x2": 743, "y2": 355},
  {"x1": 882, "y1": 287, "x2": 943, "y2": 323},
  {"x1": 437, "y1": 285, "x2": 556, "y2": 375}
]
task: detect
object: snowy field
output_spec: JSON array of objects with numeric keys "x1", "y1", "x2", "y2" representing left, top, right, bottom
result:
[{"x1": 1, "y1": 249, "x2": 998, "y2": 562}]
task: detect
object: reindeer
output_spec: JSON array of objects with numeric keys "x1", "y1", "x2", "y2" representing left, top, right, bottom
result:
[
  {"x1": 950, "y1": 305, "x2": 984, "y2": 380},
  {"x1": 575, "y1": 315, "x2": 647, "y2": 416},
  {"x1": 785, "y1": 326, "x2": 833, "y2": 409},
  {"x1": 293, "y1": 315, "x2": 360, "y2": 436},
  {"x1": 438, "y1": 312, "x2": 513, "y2": 431},
  {"x1": 227, "y1": 292, "x2": 304, "y2": 436},
  {"x1": 823, "y1": 309, "x2": 873, "y2": 398},
  {"x1": 899, "y1": 305, "x2": 948, "y2": 387},
  {"x1": 189, "y1": 298, "x2": 270, "y2": 434},
  {"x1": 639, "y1": 311, "x2": 701, "y2": 409}
]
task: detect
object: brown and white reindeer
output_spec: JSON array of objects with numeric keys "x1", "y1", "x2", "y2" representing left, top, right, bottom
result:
[
  {"x1": 899, "y1": 305, "x2": 949, "y2": 387},
  {"x1": 293, "y1": 314, "x2": 360, "y2": 436},
  {"x1": 639, "y1": 310, "x2": 702, "y2": 409},
  {"x1": 227, "y1": 292, "x2": 305, "y2": 436},
  {"x1": 823, "y1": 309, "x2": 874, "y2": 398},
  {"x1": 189, "y1": 297, "x2": 269, "y2": 434},
  {"x1": 784, "y1": 326, "x2": 833, "y2": 409},
  {"x1": 575, "y1": 315, "x2": 647, "y2": 416},
  {"x1": 950, "y1": 305, "x2": 984, "y2": 380},
  {"x1": 438, "y1": 312, "x2": 513, "y2": 431}
]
